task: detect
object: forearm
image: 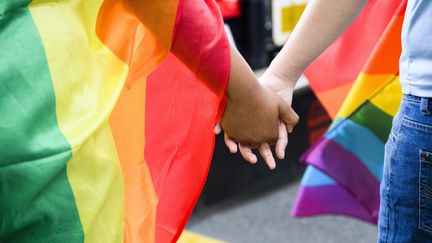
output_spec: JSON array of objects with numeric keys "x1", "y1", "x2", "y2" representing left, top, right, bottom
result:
[
  {"x1": 267, "y1": 0, "x2": 367, "y2": 85},
  {"x1": 223, "y1": 45, "x2": 284, "y2": 146},
  {"x1": 226, "y1": 46, "x2": 261, "y2": 102}
]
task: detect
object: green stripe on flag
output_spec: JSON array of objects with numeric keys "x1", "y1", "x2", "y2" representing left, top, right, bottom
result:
[
  {"x1": 0, "y1": 5, "x2": 84, "y2": 243},
  {"x1": 350, "y1": 101, "x2": 393, "y2": 142},
  {"x1": 0, "y1": 0, "x2": 28, "y2": 16}
]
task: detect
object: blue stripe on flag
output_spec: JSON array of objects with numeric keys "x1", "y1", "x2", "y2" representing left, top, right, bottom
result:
[
  {"x1": 301, "y1": 166, "x2": 336, "y2": 186},
  {"x1": 324, "y1": 119, "x2": 384, "y2": 180}
]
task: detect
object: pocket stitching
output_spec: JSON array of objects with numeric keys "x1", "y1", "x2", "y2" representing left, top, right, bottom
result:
[
  {"x1": 419, "y1": 150, "x2": 432, "y2": 234},
  {"x1": 402, "y1": 117, "x2": 432, "y2": 134}
]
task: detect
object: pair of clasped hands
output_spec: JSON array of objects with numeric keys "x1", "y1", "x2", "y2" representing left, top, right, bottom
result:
[
  {"x1": 215, "y1": 0, "x2": 370, "y2": 169},
  {"x1": 215, "y1": 47, "x2": 300, "y2": 170}
]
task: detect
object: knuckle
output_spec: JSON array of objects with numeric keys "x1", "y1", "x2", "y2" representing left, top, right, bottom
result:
[
  {"x1": 268, "y1": 134, "x2": 278, "y2": 143},
  {"x1": 291, "y1": 114, "x2": 300, "y2": 124},
  {"x1": 250, "y1": 138, "x2": 260, "y2": 146}
]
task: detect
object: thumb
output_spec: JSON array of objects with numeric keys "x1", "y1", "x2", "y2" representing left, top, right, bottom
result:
[
  {"x1": 214, "y1": 121, "x2": 222, "y2": 134},
  {"x1": 278, "y1": 99, "x2": 299, "y2": 133}
]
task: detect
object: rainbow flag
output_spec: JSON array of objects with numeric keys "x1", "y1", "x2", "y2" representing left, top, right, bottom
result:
[
  {"x1": 292, "y1": 0, "x2": 406, "y2": 223},
  {"x1": 0, "y1": 1, "x2": 229, "y2": 243}
]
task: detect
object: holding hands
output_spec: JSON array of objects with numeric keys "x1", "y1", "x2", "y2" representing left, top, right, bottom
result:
[
  {"x1": 217, "y1": 46, "x2": 299, "y2": 169},
  {"x1": 218, "y1": 0, "x2": 367, "y2": 168}
]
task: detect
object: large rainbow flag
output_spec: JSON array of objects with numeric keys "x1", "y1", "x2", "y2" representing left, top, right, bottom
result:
[
  {"x1": 0, "y1": 1, "x2": 229, "y2": 242},
  {"x1": 292, "y1": 0, "x2": 406, "y2": 223}
]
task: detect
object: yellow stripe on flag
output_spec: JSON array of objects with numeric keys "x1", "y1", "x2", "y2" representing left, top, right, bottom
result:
[
  {"x1": 178, "y1": 231, "x2": 227, "y2": 243},
  {"x1": 369, "y1": 76, "x2": 402, "y2": 117},
  {"x1": 29, "y1": 1, "x2": 128, "y2": 242},
  {"x1": 338, "y1": 73, "x2": 395, "y2": 119}
]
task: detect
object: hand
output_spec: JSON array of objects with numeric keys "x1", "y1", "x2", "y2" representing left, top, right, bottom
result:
[
  {"x1": 217, "y1": 71, "x2": 298, "y2": 169},
  {"x1": 214, "y1": 121, "x2": 289, "y2": 169},
  {"x1": 220, "y1": 46, "x2": 286, "y2": 147},
  {"x1": 219, "y1": 44, "x2": 298, "y2": 169},
  {"x1": 259, "y1": 71, "x2": 296, "y2": 109},
  {"x1": 221, "y1": 84, "x2": 281, "y2": 146}
]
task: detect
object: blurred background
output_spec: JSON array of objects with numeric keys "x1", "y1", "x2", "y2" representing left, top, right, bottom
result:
[{"x1": 181, "y1": 1, "x2": 378, "y2": 242}]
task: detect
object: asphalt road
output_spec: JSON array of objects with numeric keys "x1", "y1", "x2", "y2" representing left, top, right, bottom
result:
[{"x1": 187, "y1": 180, "x2": 377, "y2": 243}]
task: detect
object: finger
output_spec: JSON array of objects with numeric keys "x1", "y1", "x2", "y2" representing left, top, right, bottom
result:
[
  {"x1": 275, "y1": 122, "x2": 288, "y2": 160},
  {"x1": 258, "y1": 143, "x2": 276, "y2": 170},
  {"x1": 224, "y1": 133, "x2": 238, "y2": 153},
  {"x1": 278, "y1": 100, "x2": 299, "y2": 133},
  {"x1": 239, "y1": 143, "x2": 257, "y2": 164},
  {"x1": 214, "y1": 122, "x2": 222, "y2": 134}
]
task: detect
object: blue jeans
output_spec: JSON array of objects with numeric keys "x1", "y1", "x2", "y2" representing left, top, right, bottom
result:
[{"x1": 378, "y1": 95, "x2": 432, "y2": 242}]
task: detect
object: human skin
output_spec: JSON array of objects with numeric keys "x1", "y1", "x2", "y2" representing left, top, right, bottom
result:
[
  {"x1": 221, "y1": 46, "x2": 299, "y2": 147},
  {"x1": 222, "y1": 0, "x2": 368, "y2": 168}
]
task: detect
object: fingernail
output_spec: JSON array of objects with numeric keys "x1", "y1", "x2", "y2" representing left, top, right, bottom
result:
[
  {"x1": 270, "y1": 163, "x2": 276, "y2": 170},
  {"x1": 228, "y1": 146, "x2": 234, "y2": 153}
]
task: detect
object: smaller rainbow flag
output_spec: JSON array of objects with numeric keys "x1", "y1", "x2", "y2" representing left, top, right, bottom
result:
[{"x1": 292, "y1": 0, "x2": 406, "y2": 223}]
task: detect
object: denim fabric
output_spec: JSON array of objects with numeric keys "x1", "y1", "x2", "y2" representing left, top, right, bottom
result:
[{"x1": 378, "y1": 94, "x2": 432, "y2": 242}]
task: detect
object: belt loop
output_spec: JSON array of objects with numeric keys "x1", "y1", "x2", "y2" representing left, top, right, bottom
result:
[{"x1": 420, "y1": 97, "x2": 431, "y2": 116}]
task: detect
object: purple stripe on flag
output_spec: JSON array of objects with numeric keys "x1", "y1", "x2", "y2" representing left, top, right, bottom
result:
[
  {"x1": 301, "y1": 137, "x2": 380, "y2": 220},
  {"x1": 291, "y1": 185, "x2": 377, "y2": 224}
]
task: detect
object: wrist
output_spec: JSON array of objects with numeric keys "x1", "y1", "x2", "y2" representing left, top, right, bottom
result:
[
  {"x1": 266, "y1": 52, "x2": 305, "y2": 86},
  {"x1": 226, "y1": 45, "x2": 262, "y2": 103},
  {"x1": 261, "y1": 69, "x2": 297, "y2": 91},
  {"x1": 226, "y1": 77, "x2": 262, "y2": 105}
]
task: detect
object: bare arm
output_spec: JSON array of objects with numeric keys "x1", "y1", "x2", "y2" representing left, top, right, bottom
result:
[
  {"x1": 224, "y1": 0, "x2": 368, "y2": 169},
  {"x1": 266, "y1": 0, "x2": 368, "y2": 85},
  {"x1": 222, "y1": 45, "x2": 298, "y2": 146}
]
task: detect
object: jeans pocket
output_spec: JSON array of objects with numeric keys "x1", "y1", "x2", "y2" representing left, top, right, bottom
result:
[{"x1": 419, "y1": 150, "x2": 432, "y2": 234}]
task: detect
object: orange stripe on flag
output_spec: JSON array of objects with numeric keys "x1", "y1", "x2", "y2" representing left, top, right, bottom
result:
[
  {"x1": 363, "y1": 16, "x2": 403, "y2": 75},
  {"x1": 316, "y1": 82, "x2": 354, "y2": 119},
  {"x1": 97, "y1": 1, "x2": 179, "y2": 242}
]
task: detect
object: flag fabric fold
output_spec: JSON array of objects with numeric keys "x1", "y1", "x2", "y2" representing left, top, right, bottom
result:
[
  {"x1": 0, "y1": 1, "x2": 229, "y2": 243},
  {"x1": 292, "y1": 0, "x2": 406, "y2": 223}
]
